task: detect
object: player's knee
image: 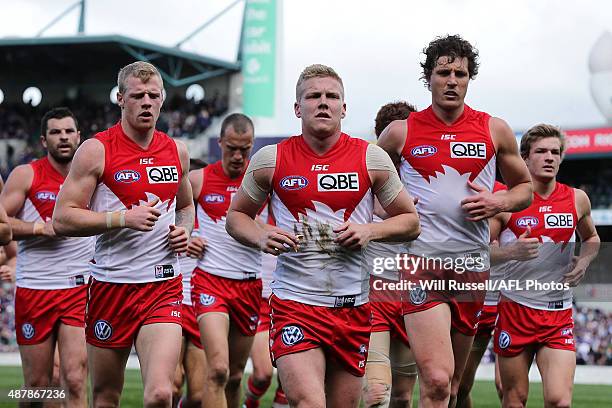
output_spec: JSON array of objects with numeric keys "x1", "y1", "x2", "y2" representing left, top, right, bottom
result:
[
  {"x1": 143, "y1": 384, "x2": 173, "y2": 407},
  {"x1": 92, "y1": 389, "x2": 121, "y2": 408},
  {"x1": 544, "y1": 394, "x2": 571, "y2": 408},
  {"x1": 504, "y1": 390, "x2": 528, "y2": 408},
  {"x1": 207, "y1": 364, "x2": 229, "y2": 387},
  {"x1": 25, "y1": 373, "x2": 51, "y2": 388},
  {"x1": 63, "y1": 369, "x2": 86, "y2": 397},
  {"x1": 364, "y1": 381, "x2": 391, "y2": 407},
  {"x1": 420, "y1": 368, "x2": 452, "y2": 401},
  {"x1": 226, "y1": 370, "x2": 243, "y2": 391},
  {"x1": 251, "y1": 371, "x2": 273, "y2": 389},
  {"x1": 285, "y1": 392, "x2": 325, "y2": 408},
  {"x1": 390, "y1": 393, "x2": 412, "y2": 408}
]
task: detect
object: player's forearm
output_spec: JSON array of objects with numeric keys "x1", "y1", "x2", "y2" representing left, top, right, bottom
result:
[
  {"x1": 53, "y1": 206, "x2": 119, "y2": 237},
  {"x1": 499, "y1": 182, "x2": 533, "y2": 213},
  {"x1": 490, "y1": 245, "x2": 512, "y2": 265},
  {"x1": 578, "y1": 235, "x2": 601, "y2": 265},
  {"x1": 8, "y1": 217, "x2": 41, "y2": 240},
  {"x1": 175, "y1": 204, "x2": 195, "y2": 235},
  {"x1": 226, "y1": 210, "x2": 262, "y2": 250},
  {"x1": 0, "y1": 222, "x2": 11, "y2": 245},
  {"x1": 369, "y1": 213, "x2": 420, "y2": 243}
]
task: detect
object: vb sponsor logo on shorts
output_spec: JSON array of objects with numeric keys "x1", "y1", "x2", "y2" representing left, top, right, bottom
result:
[
  {"x1": 199, "y1": 293, "x2": 216, "y2": 306},
  {"x1": 21, "y1": 323, "x2": 35, "y2": 340},
  {"x1": 498, "y1": 330, "x2": 512, "y2": 349},
  {"x1": 281, "y1": 325, "x2": 304, "y2": 346},
  {"x1": 94, "y1": 320, "x2": 113, "y2": 341},
  {"x1": 409, "y1": 287, "x2": 427, "y2": 305}
]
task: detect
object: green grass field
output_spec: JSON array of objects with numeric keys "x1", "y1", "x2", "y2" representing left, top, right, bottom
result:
[{"x1": 1, "y1": 365, "x2": 610, "y2": 407}]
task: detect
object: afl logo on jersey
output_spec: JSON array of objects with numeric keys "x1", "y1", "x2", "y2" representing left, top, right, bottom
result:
[
  {"x1": 411, "y1": 145, "x2": 437, "y2": 158},
  {"x1": 544, "y1": 213, "x2": 574, "y2": 229},
  {"x1": 21, "y1": 323, "x2": 35, "y2": 340},
  {"x1": 280, "y1": 175, "x2": 309, "y2": 191},
  {"x1": 146, "y1": 166, "x2": 179, "y2": 184},
  {"x1": 35, "y1": 191, "x2": 57, "y2": 201},
  {"x1": 516, "y1": 216, "x2": 539, "y2": 228},
  {"x1": 94, "y1": 320, "x2": 113, "y2": 341},
  {"x1": 498, "y1": 330, "x2": 512, "y2": 349},
  {"x1": 204, "y1": 194, "x2": 225, "y2": 203},
  {"x1": 281, "y1": 325, "x2": 305, "y2": 346},
  {"x1": 450, "y1": 142, "x2": 486, "y2": 159},
  {"x1": 114, "y1": 169, "x2": 141, "y2": 183}
]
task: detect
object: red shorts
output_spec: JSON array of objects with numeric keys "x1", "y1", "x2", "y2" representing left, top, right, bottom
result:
[
  {"x1": 370, "y1": 277, "x2": 409, "y2": 346},
  {"x1": 401, "y1": 265, "x2": 488, "y2": 336},
  {"x1": 182, "y1": 303, "x2": 203, "y2": 349},
  {"x1": 191, "y1": 268, "x2": 262, "y2": 336},
  {"x1": 494, "y1": 298, "x2": 575, "y2": 357},
  {"x1": 15, "y1": 285, "x2": 86, "y2": 345},
  {"x1": 269, "y1": 295, "x2": 371, "y2": 377},
  {"x1": 257, "y1": 297, "x2": 271, "y2": 334},
  {"x1": 86, "y1": 276, "x2": 182, "y2": 348},
  {"x1": 475, "y1": 304, "x2": 498, "y2": 338}
]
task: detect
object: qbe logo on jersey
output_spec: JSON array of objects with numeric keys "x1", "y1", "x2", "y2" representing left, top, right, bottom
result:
[
  {"x1": 450, "y1": 142, "x2": 486, "y2": 159},
  {"x1": 318, "y1": 172, "x2": 359, "y2": 192},
  {"x1": 146, "y1": 166, "x2": 179, "y2": 184},
  {"x1": 544, "y1": 213, "x2": 574, "y2": 229}
]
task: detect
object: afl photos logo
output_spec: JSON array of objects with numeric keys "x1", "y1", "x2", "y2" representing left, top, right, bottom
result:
[
  {"x1": 94, "y1": 320, "x2": 113, "y2": 341},
  {"x1": 498, "y1": 330, "x2": 512, "y2": 349},
  {"x1": 21, "y1": 323, "x2": 35, "y2": 340},
  {"x1": 281, "y1": 325, "x2": 305, "y2": 346}
]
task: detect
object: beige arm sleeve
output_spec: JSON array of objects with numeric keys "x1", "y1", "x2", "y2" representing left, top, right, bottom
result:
[
  {"x1": 241, "y1": 144, "x2": 277, "y2": 204},
  {"x1": 366, "y1": 144, "x2": 405, "y2": 208}
]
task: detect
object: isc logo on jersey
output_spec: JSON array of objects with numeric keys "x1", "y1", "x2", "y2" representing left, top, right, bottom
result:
[
  {"x1": 146, "y1": 166, "x2": 179, "y2": 184},
  {"x1": 516, "y1": 216, "x2": 539, "y2": 228},
  {"x1": 35, "y1": 191, "x2": 57, "y2": 201},
  {"x1": 450, "y1": 142, "x2": 486, "y2": 159},
  {"x1": 318, "y1": 173, "x2": 359, "y2": 192},
  {"x1": 280, "y1": 175, "x2": 308, "y2": 191},
  {"x1": 114, "y1": 169, "x2": 141, "y2": 183},
  {"x1": 544, "y1": 213, "x2": 574, "y2": 229}
]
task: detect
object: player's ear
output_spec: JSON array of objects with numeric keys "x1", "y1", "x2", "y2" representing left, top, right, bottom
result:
[
  {"x1": 40, "y1": 134, "x2": 47, "y2": 149},
  {"x1": 341, "y1": 102, "x2": 346, "y2": 119},
  {"x1": 117, "y1": 92, "x2": 124, "y2": 108},
  {"x1": 294, "y1": 101, "x2": 301, "y2": 118}
]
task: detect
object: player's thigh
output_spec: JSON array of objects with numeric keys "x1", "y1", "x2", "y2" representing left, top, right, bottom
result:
[
  {"x1": 458, "y1": 335, "x2": 490, "y2": 392},
  {"x1": 87, "y1": 344, "x2": 131, "y2": 395},
  {"x1": 19, "y1": 336, "x2": 56, "y2": 385},
  {"x1": 57, "y1": 324, "x2": 87, "y2": 380},
  {"x1": 450, "y1": 329, "x2": 477, "y2": 386},
  {"x1": 172, "y1": 338, "x2": 187, "y2": 393},
  {"x1": 184, "y1": 342, "x2": 207, "y2": 399},
  {"x1": 276, "y1": 348, "x2": 326, "y2": 407},
  {"x1": 535, "y1": 347, "x2": 575, "y2": 402},
  {"x1": 135, "y1": 322, "x2": 183, "y2": 388},
  {"x1": 325, "y1": 358, "x2": 363, "y2": 408},
  {"x1": 497, "y1": 348, "x2": 534, "y2": 398},
  {"x1": 403, "y1": 303, "x2": 453, "y2": 374},
  {"x1": 250, "y1": 329, "x2": 273, "y2": 377},
  {"x1": 227, "y1": 321, "x2": 255, "y2": 374},
  {"x1": 198, "y1": 312, "x2": 230, "y2": 366}
]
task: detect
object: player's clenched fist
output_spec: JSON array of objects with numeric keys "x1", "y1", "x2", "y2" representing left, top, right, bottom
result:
[
  {"x1": 334, "y1": 221, "x2": 372, "y2": 250},
  {"x1": 258, "y1": 224, "x2": 298, "y2": 256},
  {"x1": 168, "y1": 224, "x2": 189, "y2": 254},
  {"x1": 125, "y1": 198, "x2": 161, "y2": 231},
  {"x1": 187, "y1": 236, "x2": 207, "y2": 259}
]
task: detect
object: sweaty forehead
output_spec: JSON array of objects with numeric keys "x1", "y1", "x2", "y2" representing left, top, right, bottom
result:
[{"x1": 434, "y1": 56, "x2": 468, "y2": 70}]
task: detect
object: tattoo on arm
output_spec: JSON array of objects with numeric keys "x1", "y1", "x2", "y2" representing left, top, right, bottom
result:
[{"x1": 175, "y1": 207, "x2": 194, "y2": 236}]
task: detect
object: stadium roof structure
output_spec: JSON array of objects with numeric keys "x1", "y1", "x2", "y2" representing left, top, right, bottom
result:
[{"x1": 0, "y1": 34, "x2": 241, "y2": 88}]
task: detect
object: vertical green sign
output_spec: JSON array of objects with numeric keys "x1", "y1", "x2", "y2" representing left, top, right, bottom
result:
[{"x1": 242, "y1": 0, "x2": 276, "y2": 117}]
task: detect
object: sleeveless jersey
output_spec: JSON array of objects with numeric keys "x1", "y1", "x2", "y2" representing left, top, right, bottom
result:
[
  {"x1": 270, "y1": 133, "x2": 373, "y2": 306},
  {"x1": 16, "y1": 158, "x2": 94, "y2": 289},
  {"x1": 484, "y1": 181, "x2": 508, "y2": 306},
  {"x1": 499, "y1": 182, "x2": 577, "y2": 310},
  {"x1": 400, "y1": 105, "x2": 496, "y2": 266},
  {"x1": 196, "y1": 161, "x2": 261, "y2": 279},
  {"x1": 180, "y1": 217, "x2": 200, "y2": 306},
  {"x1": 89, "y1": 123, "x2": 182, "y2": 283}
]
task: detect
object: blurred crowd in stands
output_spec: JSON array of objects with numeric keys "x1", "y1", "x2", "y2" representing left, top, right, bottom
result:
[{"x1": 0, "y1": 92, "x2": 227, "y2": 179}]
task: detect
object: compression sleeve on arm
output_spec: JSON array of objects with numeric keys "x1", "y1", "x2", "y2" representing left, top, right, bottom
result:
[
  {"x1": 241, "y1": 144, "x2": 277, "y2": 205},
  {"x1": 366, "y1": 144, "x2": 405, "y2": 207}
]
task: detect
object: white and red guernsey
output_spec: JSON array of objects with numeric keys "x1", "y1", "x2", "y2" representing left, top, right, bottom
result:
[
  {"x1": 180, "y1": 216, "x2": 200, "y2": 306},
  {"x1": 16, "y1": 158, "x2": 94, "y2": 289},
  {"x1": 270, "y1": 134, "x2": 374, "y2": 307},
  {"x1": 89, "y1": 123, "x2": 181, "y2": 283},
  {"x1": 196, "y1": 161, "x2": 261, "y2": 280},
  {"x1": 400, "y1": 105, "x2": 496, "y2": 264},
  {"x1": 499, "y1": 182, "x2": 577, "y2": 310}
]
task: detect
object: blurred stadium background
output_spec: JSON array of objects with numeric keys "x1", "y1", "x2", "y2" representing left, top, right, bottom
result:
[{"x1": 0, "y1": 0, "x2": 610, "y2": 405}]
